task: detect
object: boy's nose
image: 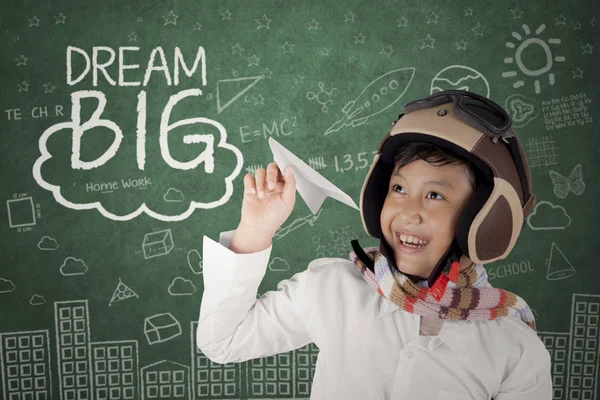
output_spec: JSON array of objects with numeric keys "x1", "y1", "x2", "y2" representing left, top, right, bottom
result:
[{"x1": 399, "y1": 198, "x2": 424, "y2": 223}]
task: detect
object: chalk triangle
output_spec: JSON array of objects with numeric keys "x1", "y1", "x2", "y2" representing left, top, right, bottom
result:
[{"x1": 216, "y1": 75, "x2": 263, "y2": 113}]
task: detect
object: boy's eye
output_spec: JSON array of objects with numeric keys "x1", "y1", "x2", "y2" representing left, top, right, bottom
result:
[
  {"x1": 391, "y1": 184, "x2": 405, "y2": 193},
  {"x1": 391, "y1": 184, "x2": 444, "y2": 200}
]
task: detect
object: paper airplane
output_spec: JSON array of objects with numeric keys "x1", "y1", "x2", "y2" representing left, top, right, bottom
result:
[{"x1": 268, "y1": 137, "x2": 359, "y2": 214}]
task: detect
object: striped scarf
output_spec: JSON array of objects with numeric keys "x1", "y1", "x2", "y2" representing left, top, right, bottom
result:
[{"x1": 349, "y1": 246, "x2": 537, "y2": 331}]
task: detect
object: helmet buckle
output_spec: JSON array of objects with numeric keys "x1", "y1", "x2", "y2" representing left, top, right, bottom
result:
[{"x1": 430, "y1": 274, "x2": 449, "y2": 302}]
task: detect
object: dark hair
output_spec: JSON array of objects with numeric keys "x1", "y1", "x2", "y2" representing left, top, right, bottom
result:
[{"x1": 393, "y1": 142, "x2": 479, "y2": 190}]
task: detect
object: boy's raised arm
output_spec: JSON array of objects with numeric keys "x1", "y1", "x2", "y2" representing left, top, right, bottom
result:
[
  {"x1": 196, "y1": 227, "x2": 313, "y2": 364},
  {"x1": 196, "y1": 162, "x2": 313, "y2": 363}
]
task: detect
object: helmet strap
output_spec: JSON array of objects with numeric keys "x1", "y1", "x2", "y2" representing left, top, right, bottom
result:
[
  {"x1": 427, "y1": 239, "x2": 463, "y2": 301},
  {"x1": 379, "y1": 236, "x2": 428, "y2": 284}
]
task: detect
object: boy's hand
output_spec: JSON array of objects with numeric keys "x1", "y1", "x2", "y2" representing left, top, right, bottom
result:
[{"x1": 238, "y1": 162, "x2": 296, "y2": 238}]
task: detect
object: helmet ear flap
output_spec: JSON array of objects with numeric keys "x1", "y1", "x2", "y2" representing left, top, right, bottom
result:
[
  {"x1": 466, "y1": 178, "x2": 524, "y2": 264},
  {"x1": 455, "y1": 180, "x2": 492, "y2": 261}
]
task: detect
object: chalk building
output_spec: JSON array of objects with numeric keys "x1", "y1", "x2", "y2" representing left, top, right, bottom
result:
[{"x1": 0, "y1": 330, "x2": 52, "y2": 400}]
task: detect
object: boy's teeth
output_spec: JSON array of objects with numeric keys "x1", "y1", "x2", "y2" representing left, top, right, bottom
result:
[{"x1": 399, "y1": 233, "x2": 427, "y2": 245}]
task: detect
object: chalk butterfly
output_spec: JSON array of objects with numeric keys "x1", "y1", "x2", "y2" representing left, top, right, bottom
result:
[{"x1": 548, "y1": 164, "x2": 585, "y2": 199}]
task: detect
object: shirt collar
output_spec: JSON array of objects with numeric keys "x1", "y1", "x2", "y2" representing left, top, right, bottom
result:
[
  {"x1": 377, "y1": 293, "x2": 401, "y2": 318},
  {"x1": 376, "y1": 296, "x2": 474, "y2": 354}
]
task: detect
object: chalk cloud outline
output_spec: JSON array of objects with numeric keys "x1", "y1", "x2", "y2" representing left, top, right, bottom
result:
[
  {"x1": 527, "y1": 200, "x2": 571, "y2": 230},
  {"x1": 38, "y1": 236, "x2": 59, "y2": 250},
  {"x1": 168, "y1": 277, "x2": 196, "y2": 296},
  {"x1": 32, "y1": 89, "x2": 244, "y2": 222},
  {"x1": 0, "y1": 278, "x2": 15, "y2": 293},
  {"x1": 60, "y1": 256, "x2": 88, "y2": 276}
]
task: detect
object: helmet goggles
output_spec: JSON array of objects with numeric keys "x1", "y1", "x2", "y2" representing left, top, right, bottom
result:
[{"x1": 403, "y1": 90, "x2": 514, "y2": 142}]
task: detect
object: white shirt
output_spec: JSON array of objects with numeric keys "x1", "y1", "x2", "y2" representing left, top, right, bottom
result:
[{"x1": 197, "y1": 230, "x2": 552, "y2": 400}]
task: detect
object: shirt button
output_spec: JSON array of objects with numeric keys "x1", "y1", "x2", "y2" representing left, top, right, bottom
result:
[{"x1": 406, "y1": 351, "x2": 414, "y2": 359}]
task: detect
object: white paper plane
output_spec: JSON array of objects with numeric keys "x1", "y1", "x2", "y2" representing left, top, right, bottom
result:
[{"x1": 268, "y1": 137, "x2": 359, "y2": 214}]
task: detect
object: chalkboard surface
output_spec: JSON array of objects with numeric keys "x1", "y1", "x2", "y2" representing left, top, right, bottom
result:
[{"x1": 1, "y1": 0, "x2": 599, "y2": 399}]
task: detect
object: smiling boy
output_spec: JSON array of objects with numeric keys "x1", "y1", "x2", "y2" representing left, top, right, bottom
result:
[
  {"x1": 197, "y1": 90, "x2": 552, "y2": 399},
  {"x1": 381, "y1": 149, "x2": 477, "y2": 280}
]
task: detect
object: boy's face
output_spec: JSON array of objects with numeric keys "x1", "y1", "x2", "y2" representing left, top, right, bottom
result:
[{"x1": 380, "y1": 159, "x2": 475, "y2": 279}]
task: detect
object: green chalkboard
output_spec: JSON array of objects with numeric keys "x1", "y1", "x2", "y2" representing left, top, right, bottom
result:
[{"x1": 1, "y1": 0, "x2": 600, "y2": 399}]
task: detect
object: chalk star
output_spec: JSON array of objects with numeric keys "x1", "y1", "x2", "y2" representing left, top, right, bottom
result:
[
  {"x1": 247, "y1": 54, "x2": 260, "y2": 66},
  {"x1": 354, "y1": 32, "x2": 365, "y2": 43},
  {"x1": 581, "y1": 43, "x2": 593, "y2": 55},
  {"x1": 293, "y1": 73, "x2": 305, "y2": 84},
  {"x1": 28, "y1": 16, "x2": 40, "y2": 27},
  {"x1": 262, "y1": 68, "x2": 273, "y2": 79},
  {"x1": 464, "y1": 7, "x2": 473, "y2": 16},
  {"x1": 510, "y1": 8, "x2": 523, "y2": 19},
  {"x1": 231, "y1": 43, "x2": 245, "y2": 55},
  {"x1": 54, "y1": 13, "x2": 66, "y2": 24},
  {"x1": 128, "y1": 32, "x2": 137, "y2": 41},
  {"x1": 43, "y1": 82, "x2": 56, "y2": 93},
  {"x1": 15, "y1": 54, "x2": 27, "y2": 66},
  {"x1": 571, "y1": 67, "x2": 583, "y2": 78},
  {"x1": 348, "y1": 55, "x2": 357, "y2": 63},
  {"x1": 192, "y1": 22, "x2": 202, "y2": 31},
  {"x1": 555, "y1": 14, "x2": 566, "y2": 25},
  {"x1": 572, "y1": 22, "x2": 582, "y2": 30},
  {"x1": 397, "y1": 16, "x2": 408, "y2": 27},
  {"x1": 17, "y1": 81, "x2": 29, "y2": 92},
  {"x1": 281, "y1": 41, "x2": 295, "y2": 54},
  {"x1": 590, "y1": 17, "x2": 596, "y2": 27},
  {"x1": 307, "y1": 18, "x2": 319, "y2": 30},
  {"x1": 379, "y1": 44, "x2": 393, "y2": 57},
  {"x1": 137, "y1": 17, "x2": 143, "y2": 22},
  {"x1": 471, "y1": 21, "x2": 485, "y2": 36},
  {"x1": 419, "y1": 34, "x2": 435, "y2": 49},
  {"x1": 253, "y1": 94, "x2": 265, "y2": 105},
  {"x1": 13, "y1": 35, "x2": 20, "y2": 42},
  {"x1": 344, "y1": 10, "x2": 355, "y2": 22},
  {"x1": 163, "y1": 10, "x2": 178, "y2": 26},
  {"x1": 255, "y1": 14, "x2": 271, "y2": 29},
  {"x1": 221, "y1": 10, "x2": 232, "y2": 20},
  {"x1": 319, "y1": 48, "x2": 330, "y2": 56},
  {"x1": 455, "y1": 39, "x2": 467, "y2": 50},
  {"x1": 426, "y1": 11, "x2": 439, "y2": 24}
]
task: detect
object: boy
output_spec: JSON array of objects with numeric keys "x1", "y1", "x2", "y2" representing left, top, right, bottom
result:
[{"x1": 197, "y1": 90, "x2": 552, "y2": 399}]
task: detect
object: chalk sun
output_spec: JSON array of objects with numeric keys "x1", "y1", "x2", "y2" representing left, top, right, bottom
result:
[{"x1": 502, "y1": 24, "x2": 565, "y2": 94}]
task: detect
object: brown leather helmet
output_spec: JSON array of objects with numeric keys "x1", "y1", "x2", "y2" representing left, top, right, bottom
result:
[{"x1": 352, "y1": 90, "x2": 536, "y2": 297}]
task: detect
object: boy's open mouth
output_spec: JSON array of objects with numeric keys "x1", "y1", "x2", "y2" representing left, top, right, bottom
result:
[{"x1": 396, "y1": 233, "x2": 429, "y2": 249}]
